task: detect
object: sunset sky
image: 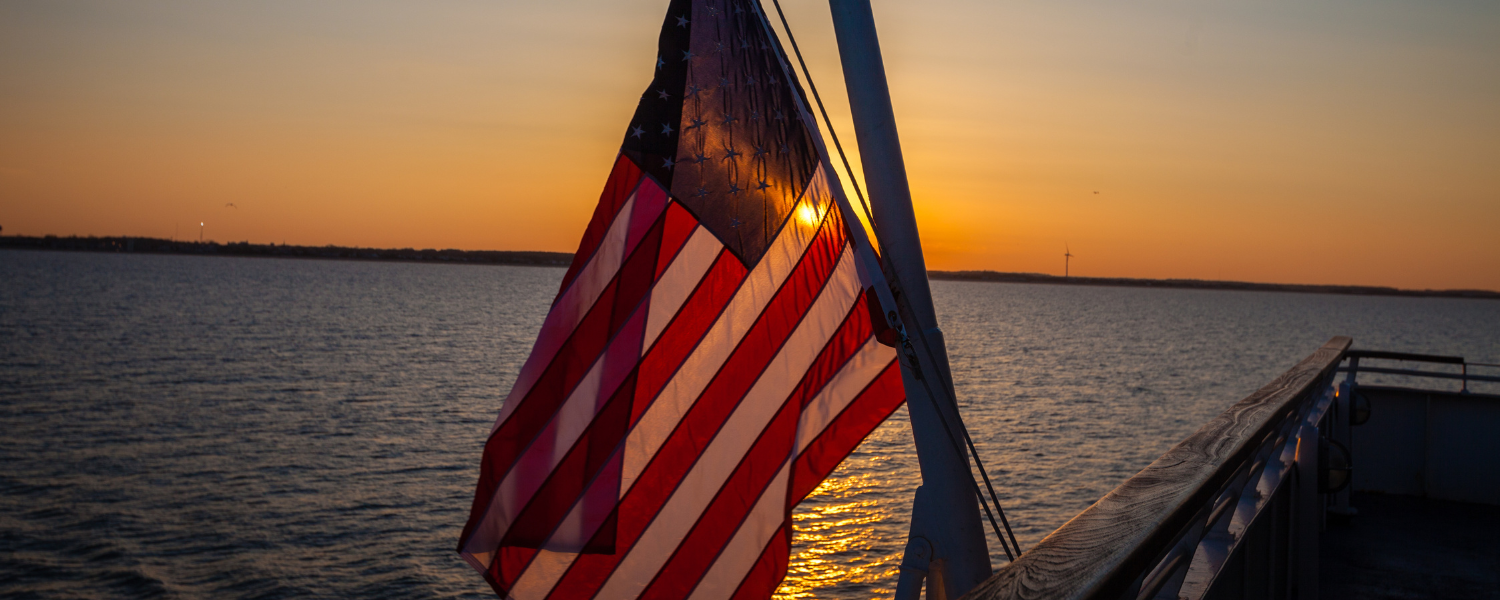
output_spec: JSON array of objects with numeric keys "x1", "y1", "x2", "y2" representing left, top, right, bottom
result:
[{"x1": 2, "y1": 0, "x2": 1496, "y2": 290}]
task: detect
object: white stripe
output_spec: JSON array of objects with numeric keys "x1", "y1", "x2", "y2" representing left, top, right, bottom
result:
[
  {"x1": 506, "y1": 189, "x2": 833, "y2": 600},
  {"x1": 493, "y1": 192, "x2": 639, "y2": 432},
  {"x1": 507, "y1": 550, "x2": 578, "y2": 600},
  {"x1": 686, "y1": 463, "x2": 792, "y2": 600},
  {"x1": 794, "y1": 338, "x2": 897, "y2": 454},
  {"x1": 643, "y1": 226, "x2": 721, "y2": 351},
  {"x1": 595, "y1": 249, "x2": 862, "y2": 600}
]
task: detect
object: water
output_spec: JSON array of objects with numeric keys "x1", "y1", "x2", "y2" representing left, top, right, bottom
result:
[{"x1": 2, "y1": 250, "x2": 1496, "y2": 599}]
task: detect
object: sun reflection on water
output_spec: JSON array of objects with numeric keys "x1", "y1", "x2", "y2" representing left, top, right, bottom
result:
[{"x1": 774, "y1": 463, "x2": 909, "y2": 599}]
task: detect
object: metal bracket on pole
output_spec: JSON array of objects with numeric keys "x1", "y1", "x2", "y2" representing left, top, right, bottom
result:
[{"x1": 827, "y1": 0, "x2": 992, "y2": 597}]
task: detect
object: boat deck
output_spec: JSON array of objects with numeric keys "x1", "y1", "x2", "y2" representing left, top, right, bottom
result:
[{"x1": 1320, "y1": 492, "x2": 1500, "y2": 599}]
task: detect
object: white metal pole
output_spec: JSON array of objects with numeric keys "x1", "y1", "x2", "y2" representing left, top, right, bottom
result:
[{"x1": 826, "y1": 1, "x2": 992, "y2": 597}]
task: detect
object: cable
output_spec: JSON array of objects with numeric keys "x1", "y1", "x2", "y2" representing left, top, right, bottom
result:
[{"x1": 767, "y1": 0, "x2": 878, "y2": 233}]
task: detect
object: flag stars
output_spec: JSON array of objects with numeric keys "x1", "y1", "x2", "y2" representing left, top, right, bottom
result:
[
  {"x1": 756, "y1": 180, "x2": 771, "y2": 191},
  {"x1": 682, "y1": 50, "x2": 695, "y2": 62},
  {"x1": 693, "y1": 152, "x2": 709, "y2": 164},
  {"x1": 750, "y1": 110, "x2": 760, "y2": 121},
  {"x1": 719, "y1": 77, "x2": 731, "y2": 88},
  {"x1": 730, "y1": 217, "x2": 742, "y2": 228},
  {"x1": 676, "y1": 14, "x2": 689, "y2": 27},
  {"x1": 630, "y1": 125, "x2": 645, "y2": 138},
  {"x1": 686, "y1": 117, "x2": 707, "y2": 130},
  {"x1": 720, "y1": 113, "x2": 737, "y2": 125},
  {"x1": 723, "y1": 147, "x2": 741, "y2": 160},
  {"x1": 695, "y1": 187, "x2": 710, "y2": 197},
  {"x1": 728, "y1": 183, "x2": 742, "y2": 195},
  {"x1": 661, "y1": 123, "x2": 674, "y2": 135},
  {"x1": 663, "y1": 157, "x2": 675, "y2": 169},
  {"x1": 656, "y1": 56, "x2": 664, "y2": 70},
  {"x1": 685, "y1": 84, "x2": 701, "y2": 98},
  {"x1": 657, "y1": 89, "x2": 670, "y2": 100},
  {"x1": 753, "y1": 145, "x2": 768, "y2": 157}
]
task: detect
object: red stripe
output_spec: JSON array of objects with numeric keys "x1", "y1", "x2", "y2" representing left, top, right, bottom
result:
[
  {"x1": 487, "y1": 546, "x2": 536, "y2": 597},
  {"x1": 544, "y1": 216, "x2": 848, "y2": 600},
  {"x1": 636, "y1": 303, "x2": 875, "y2": 600},
  {"x1": 655, "y1": 202, "x2": 699, "y2": 282},
  {"x1": 459, "y1": 209, "x2": 667, "y2": 552},
  {"x1": 789, "y1": 361, "x2": 904, "y2": 504},
  {"x1": 728, "y1": 525, "x2": 792, "y2": 600},
  {"x1": 558, "y1": 154, "x2": 643, "y2": 296}
]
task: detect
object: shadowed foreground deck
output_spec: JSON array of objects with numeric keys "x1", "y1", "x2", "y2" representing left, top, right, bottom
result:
[{"x1": 1321, "y1": 492, "x2": 1500, "y2": 600}]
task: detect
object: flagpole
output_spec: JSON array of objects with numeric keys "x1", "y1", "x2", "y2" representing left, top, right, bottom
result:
[{"x1": 826, "y1": 1, "x2": 992, "y2": 599}]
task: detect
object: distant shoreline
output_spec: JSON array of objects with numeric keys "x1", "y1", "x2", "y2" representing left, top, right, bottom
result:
[
  {"x1": 928, "y1": 270, "x2": 1500, "y2": 300},
  {"x1": 5, "y1": 235, "x2": 1494, "y2": 299},
  {"x1": 0, "y1": 235, "x2": 571, "y2": 268}
]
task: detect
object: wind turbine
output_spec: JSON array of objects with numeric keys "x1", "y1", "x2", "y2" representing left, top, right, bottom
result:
[{"x1": 1065, "y1": 244, "x2": 1074, "y2": 278}]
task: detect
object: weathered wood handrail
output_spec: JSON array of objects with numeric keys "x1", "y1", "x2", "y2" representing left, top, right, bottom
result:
[{"x1": 960, "y1": 336, "x2": 1352, "y2": 600}]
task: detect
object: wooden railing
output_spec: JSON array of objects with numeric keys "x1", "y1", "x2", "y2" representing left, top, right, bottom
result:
[{"x1": 961, "y1": 337, "x2": 1352, "y2": 600}]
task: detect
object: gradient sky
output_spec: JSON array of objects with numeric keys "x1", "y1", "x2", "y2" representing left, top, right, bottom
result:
[{"x1": 2, "y1": 0, "x2": 1496, "y2": 290}]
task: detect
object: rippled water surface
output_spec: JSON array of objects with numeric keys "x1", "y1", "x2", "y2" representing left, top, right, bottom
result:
[{"x1": 4, "y1": 250, "x2": 1497, "y2": 599}]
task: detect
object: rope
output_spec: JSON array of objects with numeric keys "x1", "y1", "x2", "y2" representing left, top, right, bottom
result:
[{"x1": 766, "y1": 0, "x2": 1023, "y2": 561}]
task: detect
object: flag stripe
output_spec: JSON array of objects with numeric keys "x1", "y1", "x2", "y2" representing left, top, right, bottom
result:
[
  {"x1": 655, "y1": 202, "x2": 702, "y2": 282},
  {"x1": 632, "y1": 248, "x2": 747, "y2": 424},
  {"x1": 592, "y1": 246, "x2": 859, "y2": 600},
  {"x1": 644, "y1": 226, "x2": 723, "y2": 351},
  {"x1": 727, "y1": 525, "x2": 792, "y2": 600},
  {"x1": 791, "y1": 361, "x2": 904, "y2": 503},
  {"x1": 638, "y1": 299, "x2": 875, "y2": 600},
  {"x1": 687, "y1": 465, "x2": 793, "y2": 600}
]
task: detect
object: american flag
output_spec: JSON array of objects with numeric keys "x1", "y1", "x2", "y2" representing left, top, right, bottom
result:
[{"x1": 457, "y1": 0, "x2": 904, "y2": 597}]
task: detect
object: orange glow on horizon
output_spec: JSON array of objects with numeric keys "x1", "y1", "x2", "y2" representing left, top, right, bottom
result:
[{"x1": 1, "y1": 1, "x2": 1496, "y2": 291}]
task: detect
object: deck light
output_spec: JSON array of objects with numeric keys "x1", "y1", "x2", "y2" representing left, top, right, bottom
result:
[
  {"x1": 1350, "y1": 392, "x2": 1371, "y2": 425},
  {"x1": 1319, "y1": 438, "x2": 1352, "y2": 494}
]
